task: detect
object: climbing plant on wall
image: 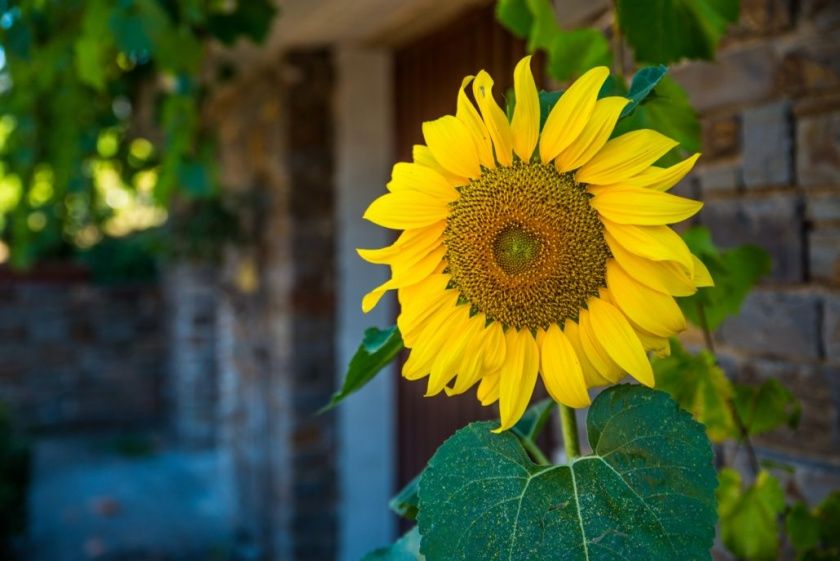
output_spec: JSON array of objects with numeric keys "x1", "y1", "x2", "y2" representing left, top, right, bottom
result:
[{"x1": 0, "y1": 0, "x2": 277, "y2": 272}]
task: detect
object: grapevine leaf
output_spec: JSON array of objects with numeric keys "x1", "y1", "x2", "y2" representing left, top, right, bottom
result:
[
  {"x1": 615, "y1": 0, "x2": 740, "y2": 64},
  {"x1": 547, "y1": 29, "x2": 612, "y2": 81},
  {"x1": 418, "y1": 385, "x2": 717, "y2": 561},
  {"x1": 717, "y1": 469, "x2": 785, "y2": 561},
  {"x1": 320, "y1": 326, "x2": 403, "y2": 412},
  {"x1": 495, "y1": 0, "x2": 533, "y2": 38},
  {"x1": 733, "y1": 380, "x2": 801, "y2": 436},
  {"x1": 653, "y1": 339, "x2": 736, "y2": 442}
]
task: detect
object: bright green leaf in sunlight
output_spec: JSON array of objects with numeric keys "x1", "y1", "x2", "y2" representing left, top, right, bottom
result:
[
  {"x1": 495, "y1": 0, "x2": 533, "y2": 38},
  {"x1": 418, "y1": 386, "x2": 717, "y2": 561},
  {"x1": 362, "y1": 527, "x2": 424, "y2": 561},
  {"x1": 524, "y1": 0, "x2": 561, "y2": 51},
  {"x1": 680, "y1": 227, "x2": 772, "y2": 331},
  {"x1": 612, "y1": 76, "x2": 700, "y2": 165},
  {"x1": 615, "y1": 0, "x2": 740, "y2": 64},
  {"x1": 653, "y1": 339, "x2": 736, "y2": 442},
  {"x1": 321, "y1": 326, "x2": 404, "y2": 413},
  {"x1": 548, "y1": 29, "x2": 612, "y2": 81},
  {"x1": 717, "y1": 469, "x2": 784, "y2": 561},
  {"x1": 733, "y1": 380, "x2": 801, "y2": 437}
]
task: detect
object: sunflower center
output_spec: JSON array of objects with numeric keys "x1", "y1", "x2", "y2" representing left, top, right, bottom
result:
[
  {"x1": 444, "y1": 161, "x2": 610, "y2": 330},
  {"x1": 493, "y1": 225, "x2": 541, "y2": 276}
]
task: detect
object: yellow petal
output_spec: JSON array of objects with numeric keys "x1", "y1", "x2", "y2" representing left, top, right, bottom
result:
[
  {"x1": 402, "y1": 303, "x2": 465, "y2": 380},
  {"x1": 364, "y1": 190, "x2": 449, "y2": 229},
  {"x1": 578, "y1": 308, "x2": 625, "y2": 383},
  {"x1": 540, "y1": 66, "x2": 609, "y2": 163},
  {"x1": 555, "y1": 96, "x2": 629, "y2": 173},
  {"x1": 456, "y1": 76, "x2": 496, "y2": 169},
  {"x1": 387, "y1": 162, "x2": 459, "y2": 202},
  {"x1": 605, "y1": 153, "x2": 701, "y2": 191},
  {"x1": 477, "y1": 370, "x2": 501, "y2": 406},
  {"x1": 589, "y1": 185, "x2": 703, "y2": 225},
  {"x1": 444, "y1": 314, "x2": 489, "y2": 396},
  {"x1": 602, "y1": 217, "x2": 694, "y2": 273},
  {"x1": 511, "y1": 56, "x2": 540, "y2": 162},
  {"x1": 357, "y1": 221, "x2": 445, "y2": 265},
  {"x1": 481, "y1": 321, "x2": 507, "y2": 372},
  {"x1": 564, "y1": 319, "x2": 610, "y2": 387},
  {"x1": 412, "y1": 144, "x2": 467, "y2": 185},
  {"x1": 361, "y1": 244, "x2": 446, "y2": 313},
  {"x1": 633, "y1": 325, "x2": 671, "y2": 357},
  {"x1": 422, "y1": 115, "x2": 481, "y2": 179},
  {"x1": 587, "y1": 298, "x2": 654, "y2": 387},
  {"x1": 605, "y1": 230, "x2": 696, "y2": 296},
  {"x1": 540, "y1": 324, "x2": 591, "y2": 408},
  {"x1": 692, "y1": 255, "x2": 715, "y2": 287},
  {"x1": 397, "y1": 275, "x2": 457, "y2": 346},
  {"x1": 576, "y1": 129, "x2": 679, "y2": 185},
  {"x1": 426, "y1": 306, "x2": 474, "y2": 396},
  {"x1": 473, "y1": 70, "x2": 514, "y2": 167},
  {"x1": 494, "y1": 328, "x2": 539, "y2": 432},
  {"x1": 607, "y1": 260, "x2": 686, "y2": 337}
]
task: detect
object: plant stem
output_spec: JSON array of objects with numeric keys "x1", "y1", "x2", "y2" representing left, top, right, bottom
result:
[
  {"x1": 696, "y1": 301, "x2": 761, "y2": 477},
  {"x1": 559, "y1": 404, "x2": 581, "y2": 461},
  {"x1": 516, "y1": 431, "x2": 551, "y2": 466}
]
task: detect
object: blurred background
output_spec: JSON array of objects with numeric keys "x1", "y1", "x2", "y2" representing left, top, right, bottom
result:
[{"x1": 0, "y1": 0, "x2": 838, "y2": 560}]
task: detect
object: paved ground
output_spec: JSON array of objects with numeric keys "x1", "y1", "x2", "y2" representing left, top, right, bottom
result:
[{"x1": 25, "y1": 432, "x2": 233, "y2": 561}]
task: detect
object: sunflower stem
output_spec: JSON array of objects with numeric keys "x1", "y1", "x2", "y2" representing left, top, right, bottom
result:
[
  {"x1": 515, "y1": 430, "x2": 551, "y2": 466},
  {"x1": 559, "y1": 404, "x2": 581, "y2": 461},
  {"x1": 697, "y1": 301, "x2": 761, "y2": 477}
]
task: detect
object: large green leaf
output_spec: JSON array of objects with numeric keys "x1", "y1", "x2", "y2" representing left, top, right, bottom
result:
[
  {"x1": 622, "y1": 65, "x2": 668, "y2": 117},
  {"x1": 653, "y1": 339, "x2": 736, "y2": 442},
  {"x1": 321, "y1": 326, "x2": 404, "y2": 412},
  {"x1": 680, "y1": 227, "x2": 772, "y2": 331},
  {"x1": 612, "y1": 76, "x2": 700, "y2": 165},
  {"x1": 615, "y1": 0, "x2": 740, "y2": 64},
  {"x1": 717, "y1": 469, "x2": 784, "y2": 561},
  {"x1": 733, "y1": 380, "x2": 801, "y2": 437},
  {"x1": 548, "y1": 29, "x2": 612, "y2": 81},
  {"x1": 417, "y1": 385, "x2": 717, "y2": 561},
  {"x1": 495, "y1": 0, "x2": 533, "y2": 38},
  {"x1": 362, "y1": 527, "x2": 425, "y2": 561}
]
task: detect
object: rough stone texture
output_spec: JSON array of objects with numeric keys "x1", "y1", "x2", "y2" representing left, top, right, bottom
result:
[
  {"x1": 779, "y1": 36, "x2": 840, "y2": 98},
  {"x1": 797, "y1": 110, "x2": 840, "y2": 188},
  {"x1": 672, "y1": 43, "x2": 777, "y2": 111},
  {"x1": 742, "y1": 100, "x2": 793, "y2": 188},
  {"x1": 696, "y1": 161, "x2": 741, "y2": 195},
  {"x1": 701, "y1": 113, "x2": 741, "y2": 159},
  {"x1": 734, "y1": 0, "x2": 794, "y2": 36},
  {"x1": 718, "y1": 290, "x2": 822, "y2": 360},
  {"x1": 0, "y1": 276, "x2": 164, "y2": 429},
  {"x1": 700, "y1": 194, "x2": 804, "y2": 283},
  {"x1": 809, "y1": 228, "x2": 840, "y2": 284},
  {"x1": 210, "y1": 49, "x2": 336, "y2": 561},
  {"x1": 825, "y1": 294, "x2": 840, "y2": 363},
  {"x1": 165, "y1": 262, "x2": 219, "y2": 448}
]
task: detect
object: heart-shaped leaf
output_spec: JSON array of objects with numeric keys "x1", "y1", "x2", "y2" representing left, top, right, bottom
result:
[
  {"x1": 362, "y1": 527, "x2": 425, "y2": 561},
  {"x1": 417, "y1": 385, "x2": 717, "y2": 561}
]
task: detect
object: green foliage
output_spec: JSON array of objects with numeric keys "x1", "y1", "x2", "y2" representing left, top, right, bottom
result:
[
  {"x1": 787, "y1": 493, "x2": 840, "y2": 559},
  {"x1": 620, "y1": 65, "x2": 668, "y2": 117},
  {"x1": 362, "y1": 527, "x2": 424, "y2": 561},
  {"x1": 512, "y1": 398, "x2": 553, "y2": 441},
  {"x1": 615, "y1": 0, "x2": 740, "y2": 64},
  {"x1": 417, "y1": 386, "x2": 717, "y2": 561},
  {"x1": 653, "y1": 339, "x2": 735, "y2": 442},
  {"x1": 0, "y1": 0, "x2": 278, "y2": 269},
  {"x1": 390, "y1": 475, "x2": 420, "y2": 521},
  {"x1": 0, "y1": 405, "x2": 31, "y2": 549},
  {"x1": 733, "y1": 380, "x2": 801, "y2": 436},
  {"x1": 680, "y1": 226, "x2": 772, "y2": 330},
  {"x1": 496, "y1": 0, "x2": 611, "y2": 81},
  {"x1": 717, "y1": 469, "x2": 785, "y2": 561},
  {"x1": 321, "y1": 326, "x2": 404, "y2": 412}
]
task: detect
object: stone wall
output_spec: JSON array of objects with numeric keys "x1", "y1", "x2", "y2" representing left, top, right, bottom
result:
[
  {"x1": 0, "y1": 273, "x2": 164, "y2": 429},
  {"x1": 209, "y1": 48, "x2": 337, "y2": 561},
  {"x1": 667, "y1": 0, "x2": 840, "y2": 493}
]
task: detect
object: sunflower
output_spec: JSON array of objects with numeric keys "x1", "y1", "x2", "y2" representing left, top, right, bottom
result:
[{"x1": 359, "y1": 57, "x2": 712, "y2": 431}]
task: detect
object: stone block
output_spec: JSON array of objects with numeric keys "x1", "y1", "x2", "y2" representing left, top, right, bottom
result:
[
  {"x1": 697, "y1": 162, "x2": 742, "y2": 195},
  {"x1": 810, "y1": 227, "x2": 840, "y2": 284},
  {"x1": 825, "y1": 293, "x2": 840, "y2": 363},
  {"x1": 701, "y1": 113, "x2": 741, "y2": 159},
  {"x1": 672, "y1": 43, "x2": 777, "y2": 112},
  {"x1": 797, "y1": 110, "x2": 840, "y2": 187},
  {"x1": 801, "y1": 0, "x2": 840, "y2": 30},
  {"x1": 743, "y1": 101, "x2": 793, "y2": 188},
  {"x1": 719, "y1": 290, "x2": 821, "y2": 360},
  {"x1": 736, "y1": 0, "x2": 794, "y2": 35},
  {"x1": 805, "y1": 191, "x2": 840, "y2": 223},
  {"x1": 780, "y1": 37, "x2": 840, "y2": 98},
  {"x1": 700, "y1": 194, "x2": 804, "y2": 283}
]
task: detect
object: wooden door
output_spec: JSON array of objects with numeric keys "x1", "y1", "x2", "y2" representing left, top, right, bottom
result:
[{"x1": 392, "y1": 3, "x2": 552, "y2": 502}]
